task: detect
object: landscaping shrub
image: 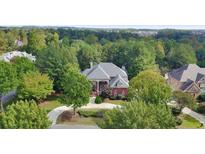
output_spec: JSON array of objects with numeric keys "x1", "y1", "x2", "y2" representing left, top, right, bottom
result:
[
  {"x1": 175, "y1": 117, "x2": 182, "y2": 126},
  {"x1": 109, "y1": 96, "x2": 116, "y2": 100},
  {"x1": 197, "y1": 104, "x2": 205, "y2": 114},
  {"x1": 100, "y1": 89, "x2": 111, "y2": 99},
  {"x1": 95, "y1": 96, "x2": 103, "y2": 104},
  {"x1": 78, "y1": 110, "x2": 98, "y2": 117},
  {"x1": 116, "y1": 95, "x2": 122, "y2": 100},
  {"x1": 171, "y1": 106, "x2": 182, "y2": 116},
  {"x1": 197, "y1": 94, "x2": 205, "y2": 102},
  {"x1": 78, "y1": 109, "x2": 108, "y2": 118}
]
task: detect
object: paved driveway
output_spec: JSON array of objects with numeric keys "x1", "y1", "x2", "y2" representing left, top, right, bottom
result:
[
  {"x1": 48, "y1": 102, "x2": 119, "y2": 128},
  {"x1": 182, "y1": 107, "x2": 205, "y2": 127}
]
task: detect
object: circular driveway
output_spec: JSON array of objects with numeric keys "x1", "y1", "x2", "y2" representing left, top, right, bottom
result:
[{"x1": 48, "y1": 103, "x2": 119, "y2": 128}]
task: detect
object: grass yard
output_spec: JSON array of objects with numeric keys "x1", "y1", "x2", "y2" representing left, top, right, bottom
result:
[
  {"x1": 103, "y1": 98, "x2": 126, "y2": 105},
  {"x1": 39, "y1": 94, "x2": 63, "y2": 113},
  {"x1": 178, "y1": 114, "x2": 203, "y2": 129}
]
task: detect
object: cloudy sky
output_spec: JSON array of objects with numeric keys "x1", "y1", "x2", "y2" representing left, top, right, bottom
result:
[{"x1": 0, "y1": 0, "x2": 205, "y2": 29}]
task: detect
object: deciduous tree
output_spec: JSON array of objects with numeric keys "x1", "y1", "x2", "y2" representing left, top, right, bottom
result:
[
  {"x1": 17, "y1": 71, "x2": 53, "y2": 102},
  {"x1": 99, "y1": 101, "x2": 176, "y2": 129},
  {"x1": 0, "y1": 100, "x2": 51, "y2": 128},
  {"x1": 11, "y1": 57, "x2": 37, "y2": 78},
  {"x1": 0, "y1": 61, "x2": 18, "y2": 112},
  {"x1": 61, "y1": 65, "x2": 91, "y2": 114},
  {"x1": 128, "y1": 70, "x2": 172, "y2": 104}
]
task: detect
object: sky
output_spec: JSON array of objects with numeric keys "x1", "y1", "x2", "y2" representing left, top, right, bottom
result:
[
  {"x1": 1, "y1": 0, "x2": 205, "y2": 29},
  {"x1": 71, "y1": 25, "x2": 205, "y2": 30}
]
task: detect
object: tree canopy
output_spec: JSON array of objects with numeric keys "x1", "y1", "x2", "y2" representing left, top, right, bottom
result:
[
  {"x1": 128, "y1": 70, "x2": 172, "y2": 104},
  {"x1": 99, "y1": 101, "x2": 176, "y2": 129},
  {"x1": 27, "y1": 29, "x2": 46, "y2": 54},
  {"x1": 71, "y1": 40, "x2": 102, "y2": 70},
  {"x1": 36, "y1": 46, "x2": 77, "y2": 91},
  {"x1": 0, "y1": 61, "x2": 18, "y2": 95},
  {"x1": 17, "y1": 71, "x2": 53, "y2": 102},
  {"x1": 11, "y1": 57, "x2": 37, "y2": 78},
  {"x1": 0, "y1": 100, "x2": 51, "y2": 129},
  {"x1": 167, "y1": 43, "x2": 197, "y2": 69},
  {"x1": 61, "y1": 65, "x2": 91, "y2": 113}
]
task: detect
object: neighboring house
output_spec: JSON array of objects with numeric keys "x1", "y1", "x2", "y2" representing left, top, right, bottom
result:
[
  {"x1": 82, "y1": 62, "x2": 129, "y2": 97},
  {"x1": 0, "y1": 51, "x2": 36, "y2": 62},
  {"x1": 166, "y1": 64, "x2": 205, "y2": 97}
]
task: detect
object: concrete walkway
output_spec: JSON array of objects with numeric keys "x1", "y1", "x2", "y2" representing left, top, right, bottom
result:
[
  {"x1": 182, "y1": 107, "x2": 205, "y2": 127},
  {"x1": 48, "y1": 102, "x2": 119, "y2": 128},
  {"x1": 48, "y1": 106, "x2": 72, "y2": 126}
]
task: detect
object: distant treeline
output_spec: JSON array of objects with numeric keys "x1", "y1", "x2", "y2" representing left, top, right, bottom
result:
[{"x1": 1, "y1": 27, "x2": 205, "y2": 79}]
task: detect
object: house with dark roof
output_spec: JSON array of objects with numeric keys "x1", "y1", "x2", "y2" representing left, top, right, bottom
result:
[
  {"x1": 166, "y1": 64, "x2": 205, "y2": 97},
  {"x1": 82, "y1": 62, "x2": 129, "y2": 97}
]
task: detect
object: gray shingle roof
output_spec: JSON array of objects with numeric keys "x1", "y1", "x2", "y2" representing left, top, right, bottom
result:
[
  {"x1": 82, "y1": 62, "x2": 129, "y2": 88},
  {"x1": 82, "y1": 62, "x2": 128, "y2": 80},
  {"x1": 86, "y1": 65, "x2": 110, "y2": 80},
  {"x1": 180, "y1": 79, "x2": 194, "y2": 91},
  {"x1": 109, "y1": 74, "x2": 129, "y2": 88},
  {"x1": 168, "y1": 64, "x2": 205, "y2": 82}
]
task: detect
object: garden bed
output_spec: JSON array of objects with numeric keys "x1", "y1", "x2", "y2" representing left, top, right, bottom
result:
[{"x1": 56, "y1": 110, "x2": 102, "y2": 126}]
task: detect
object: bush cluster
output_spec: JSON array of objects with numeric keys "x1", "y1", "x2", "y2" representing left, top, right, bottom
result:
[
  {"x1": 78, "y1": 109, "x2": 108, "y2": 118},
  {"x1": 95, "y1": 96, "x2": 103, "y2": 104}
]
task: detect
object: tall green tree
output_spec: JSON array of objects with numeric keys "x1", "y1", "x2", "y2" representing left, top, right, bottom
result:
[
  {"x1": 103, "y1": 40, "x2": 157, "y2": 78},
  {"x1": 167, "y1": 43, "x2": 197, "y2": 69},
  {"x1": 17, "y1": 71, "x2": 53, "y2": 102},
  {"x1": 11, "y1": 57, "x2": 37, "y2": 78},
  {"x1": 128, "y1": 70, "x2": 172, "y2": 104},
  {"x1": 196, "y1": 49, "x2": 205, "y2": 67},
  {"x1": 61, "y1": 65, "x2": 91, "y2": 114},
  {"x1": 99, "y1": 101, "x2": 176, "y2": 129},
  {"x1": 46, "y1": 32, "x2": 60, "y2": 48},
  {"x1": 173, "y1": 91, "x2": 198, "y2": 110},
  {"x1": 36, "y1": 46, "x2": 77, "y2": 91},
  {"x1": 84, "y1": 34, "x2": 98, "y2": 44},
  {"x1": 27, "y1": 29, "x2": 46, "y2": 54},
  {"x1": 71, "y1": 40, "x2": 102, "y2": 70},
  {"x1": 0, "y1": 61, "x2": 18, "y2": 112},
  {"x1": 0, "y1": 31, "x2": 8, "y2": 54},
  {"x1": 0, "y1": 100, "x2": 51, "y2": 129}
]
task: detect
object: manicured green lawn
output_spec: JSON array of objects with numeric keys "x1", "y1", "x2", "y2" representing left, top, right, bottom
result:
[
  {"x1": 39, "y1": 94, "x2": 63, "y2": 113},
  {"x1": 178, "y1": 114, "x2": 203, "y2": 129},
  {"x1": 39, "y1": 100, "x2": 63, "y2": 113},
  {"x1": 104, "y1": 98, "x2": 126, "y2": 105}
]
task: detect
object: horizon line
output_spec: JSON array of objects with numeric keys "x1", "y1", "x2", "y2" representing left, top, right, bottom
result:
[{"x1": 1, "y1": 25, "x2": 205, "y2": 30}]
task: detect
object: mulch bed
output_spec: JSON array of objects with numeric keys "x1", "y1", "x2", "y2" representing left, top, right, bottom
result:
[{"x1": 57, "y1": 110, "x2": 80, "y2": 123}]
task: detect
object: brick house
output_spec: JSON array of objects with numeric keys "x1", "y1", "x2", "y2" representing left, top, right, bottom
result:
[
  {"x1": 166, "y1": 64, "x2": 205, "y2": 97},
  {"x1": 82, "y1": 62, "x2": 129, "y2": 97}
]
